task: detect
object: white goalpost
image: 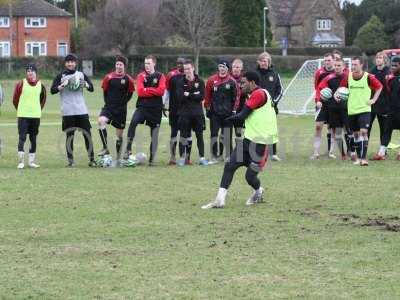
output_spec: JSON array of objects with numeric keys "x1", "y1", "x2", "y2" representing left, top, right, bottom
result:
[{"x1": 279, "y1": 58, "x2": 351, "y2": 115}]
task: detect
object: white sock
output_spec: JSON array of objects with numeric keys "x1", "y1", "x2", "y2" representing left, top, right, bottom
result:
[
  {"x1": 313, "y1": 136, "x2": 321, "y2": 154},
  {"x1": 216, "y1": 188, "x2": 227, "y2": 202},
  {"x1": 378, "y1": 146, "x2": 386, "y2": 156},
  {"x1": 18, "y1": 151, "x2": 25, "y2": 162},
  {"x1": 256, "y1": 187, "x2": 263, "y2": 194}
]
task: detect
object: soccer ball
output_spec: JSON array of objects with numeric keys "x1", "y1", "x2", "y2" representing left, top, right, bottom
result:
[
  {"x1": 320, "y1": 88, "x2": 333, "y2": 101},
  {"x1": 334, "y1": 87, "x2": 350, "y2": 102},
  {"x1": 96, "y1": 154, "x2": 113, "y2": 168},
  {"x1": 133, "y1": 152, "x2": 147, "y2": 165},
  {"x1": 67, "y1": 73, "x2": 82, "y2": 91}
]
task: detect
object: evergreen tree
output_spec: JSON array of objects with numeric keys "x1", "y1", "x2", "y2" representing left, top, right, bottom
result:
[
  {"x1": 221, "y1": 0, "x2": 272, "y2": 47},
  {"x1": 354, "y1": 15, "x2": 390, "y2": 54}
]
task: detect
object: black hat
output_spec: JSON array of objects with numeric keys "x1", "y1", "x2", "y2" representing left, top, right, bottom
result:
[
  {"x1": 392, "y1": 56, "x2": 400, "y2": 64},
  {"x1": 26, "y1": 63, "x2": 37, "y2": 73},
  {"x1": 65, "y1": 53, "x2": 78, "y2": 62},
  {"x1": 116, "y1": 55, "x2": 128, "y2": 66},
  {"x1": 218, "y1": 59, "x2": 230, "y2": 69}
]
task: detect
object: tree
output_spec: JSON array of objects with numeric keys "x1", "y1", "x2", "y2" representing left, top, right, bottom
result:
[
  {"x1": 354, "y1": 15, "x2": 390, "y2": 55},
  {"x1": 45, "y1": 0, "x2": 106, "y2": 18},
  {"x1": 221, "y1": 0, "x2": 272, "y2": 47},
  {"x1": 342, "y1": 0, "x2": 400, "y2": 47},
  {"x1": 83, "y1": 0, "x2": 158, "y2": 55},
  {"x1": 160, "y1": 0, "x2": 226, "y2": 71}
]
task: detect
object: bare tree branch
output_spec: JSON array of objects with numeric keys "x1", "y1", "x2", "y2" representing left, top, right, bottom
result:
[{"x1": 160, "y1": 0, "x2": 226, "y2": 70}]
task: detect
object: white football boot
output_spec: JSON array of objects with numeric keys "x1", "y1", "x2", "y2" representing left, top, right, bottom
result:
[
  {"x1": 17, "y1": 152, "x2": 25, "y2": 169},
  {"x1": 28, "y1": 153, "x2": 40, "y2": 168},
  {"x1": 246, "y1": 187, "x2": 264, "y2": 206}
]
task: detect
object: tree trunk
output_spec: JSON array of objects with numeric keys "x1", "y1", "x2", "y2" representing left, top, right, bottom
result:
[{"x1": 194, "y1": 47, "x2": 200, "y2": 74}]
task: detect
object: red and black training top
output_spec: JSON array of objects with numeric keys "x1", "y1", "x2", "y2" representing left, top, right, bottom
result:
[
  {"x1": 101, "y1": 72, "x2": 135, "y2": 111},
  {"x1": 317, "y1": 73, "x2": 348, "y2": 108},
  {"x1": 386, "y1": 73, "x2": 400, "y2": 112},
  {"x1": 136, "y1": 71, "x2": 166, "y2": 109},
  {"x1": 204, "y1": 73, "x2": 240, "y2": 117},
  {"x1": 314, "y1": 67, "x2": 334, "y2": 103},
  {"x1": 245, "y1": 87, "x2": 269, "y2": 111}
]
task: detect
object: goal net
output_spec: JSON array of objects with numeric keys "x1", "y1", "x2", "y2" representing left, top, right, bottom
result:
[{"x1": 279, "y1": 58, "x2": 351, "y2": 115}]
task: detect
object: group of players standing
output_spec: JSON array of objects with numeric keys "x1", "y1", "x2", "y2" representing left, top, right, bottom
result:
[
  {"x1": 9, "y1": 52, "x2": 284, "y2": 169},
  {"x1": 312, "y1": 50, "x2": 400, "y2": 166}
]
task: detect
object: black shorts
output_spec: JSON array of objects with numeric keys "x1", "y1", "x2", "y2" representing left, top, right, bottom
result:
[
  {"x1": 62, "y1": 114, "x2": 92, "y2": 132},
  {"x1": 328, "y1": 108, "x2": 348, "y2": 129},
  {"x1": 178, "y1": 114, "x2": 206, "y2": 135},
  {"x1": 18, "y1": 117, "x2": 40, "y2": 136},
  {"x1": 100, "y1": 107, "x2": 127, "y2": 129},
  {"x1": 230, "y1": 138, "x2": 268, "y2": 170},
  {"x1": 315, "y1": 105, "x2": 329, "y2": 123},
  {"x1": 388, "y1": 111, "x2": 400, "y2": 130},
  {"x1": 169, "y1": 113, "x2": 179, "y2": 129},
  {"x1": 348, "y1": 112, "x2": 371, "y2": 132},
  {"x1": 210, "y1": 113, "x2": 233, "y2": 135},
  {"x1": 131, "y1": 107, "x2": 162, "y2": 128}
]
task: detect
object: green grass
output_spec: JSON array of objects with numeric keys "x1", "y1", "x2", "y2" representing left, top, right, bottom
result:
[{"x1": 1, "y1": 80, "x2": 400, "y2": 299}]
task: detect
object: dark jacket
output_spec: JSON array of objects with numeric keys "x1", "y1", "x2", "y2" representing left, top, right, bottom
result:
[
  {"x1": 256, "y1": 66, "x2": 283, "y2": 105},
  {"x1": 370, "y1": 66, "x2": 390, "y2": 114},
  {"x1": 176, "y1": 74, "x2": 205, "y2": 116}
]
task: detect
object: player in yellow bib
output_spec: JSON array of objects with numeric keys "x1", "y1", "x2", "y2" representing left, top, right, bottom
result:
[
  {"x1": 202, "y1": 71, "x2": 277, "y2": 209},
  {"x1": 346, "y1": 57, "x2": 382, "y2": 166},
  {"x1": 12, "y1": 64, "x2": 46, "y2": 169}
]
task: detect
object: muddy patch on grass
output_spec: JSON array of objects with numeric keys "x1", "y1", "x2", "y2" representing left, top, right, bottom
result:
[{"x1": 333, "y1": 214, "x2": 400, "y2": 232}]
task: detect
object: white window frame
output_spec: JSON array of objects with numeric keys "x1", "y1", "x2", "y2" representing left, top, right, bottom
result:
[
  {"x1": 25, "y1": 42, "x2": 47, "y2": 56},
  {"x1": 25, "y1": 17, "x2": 47, "y2": 28},
  {"x1": 0, "y1": 17, "x2": 10, "y2": 28},
  {"x1": 317, "y1": 19, "x2": 332, "y2": 31},
  {"x1": 0, "y1": 41, "x2": 10, "y2": 57},
  {"x1": 57, "y1": 42, "x2": 68, "y2": 57}
]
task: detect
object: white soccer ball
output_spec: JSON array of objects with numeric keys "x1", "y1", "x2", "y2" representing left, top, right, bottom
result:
[
  {"x1": 133, "y1": 152, "x2": 147, "y2": 165},
  {"x1": 320, "y1": 88, "x2": 333, "y2": 101},
  {"x1": 68, "y1": 73, "x2": 81, "y2": 91},
  {"x1": 334, "y1": 87, "x2": 350, "y2": 102},
  {"x1": 99, "y1": 154, "x2": 113, "y2": 168}
]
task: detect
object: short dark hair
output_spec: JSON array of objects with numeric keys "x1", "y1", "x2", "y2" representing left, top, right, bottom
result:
[
  {"x1": 183, "y1": 59, "x2": 194, "y2": 67},
  {"x1": 145, "y1": 55, "x2": 157, "y2": 64},
  {"x1": 65, "y1": 53, "x2": 78, "y2": 62},
  {"x1": 334, "y1": 57, "x2": 344, "y2": 63},
  {"x1": 352, "y1": 56, "x2": 364, "y2": 64},
  {"x1": 324, "y1": 52, "x2": 333, "y2": 58},
  {"x1": 392, "y1": 56, "x2": 400, "y2": 64},
  {"x1": 116, "y1": 55, "x2": 128, "y2": 66},
  {"x1": 244, "y1": 71, "x2": 260, "y2": 85}
]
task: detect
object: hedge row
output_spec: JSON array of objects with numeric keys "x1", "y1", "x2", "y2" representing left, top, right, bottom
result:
[{"x1": 0, "y1": 47, "x2": 364, "y2": 79}]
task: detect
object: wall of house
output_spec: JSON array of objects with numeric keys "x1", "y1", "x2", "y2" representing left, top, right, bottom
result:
[
  {"x1": 0, "y1": 16, "x2": 70, "y2": 57},
  {"x1": 305, "y1": 1, "x2": 345, "y2": 47},
  {"x1": 290, "y1": 25, "x2": 305, "y2": 47}
]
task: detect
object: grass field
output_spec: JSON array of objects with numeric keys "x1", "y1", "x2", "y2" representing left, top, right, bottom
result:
[{"x1": 1, "y1": 80, "x2": 400, "y2": 299}]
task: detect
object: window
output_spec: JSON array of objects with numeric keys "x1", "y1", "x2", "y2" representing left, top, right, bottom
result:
[
  {"x1": 57, "y1": 42, "x2": 68, "y2": 57},
  {"x1": 317, "y1": 19, "x2": 332, "y2": 31},
  {"x1": 25, "y1": 42, "x2": 47, "y2": 56},
  {"x1": 0, "y1": 41, "x2": 10, "y2": 57},
  {"x1": 0, "y1": 17, "x2": 10, "y2": 28},
  {"x1": 25, "y1": 17, "x2": 46, "y2": 28}
]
